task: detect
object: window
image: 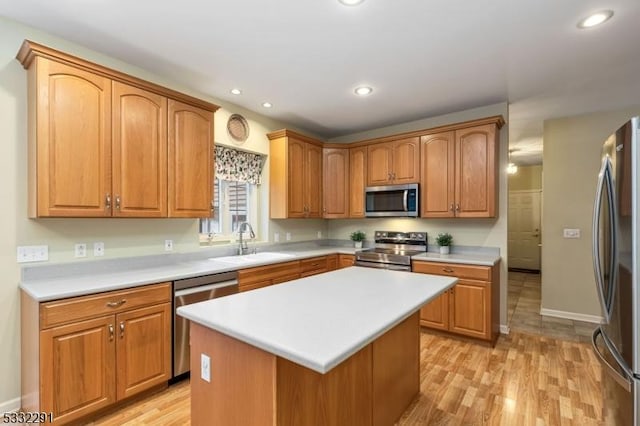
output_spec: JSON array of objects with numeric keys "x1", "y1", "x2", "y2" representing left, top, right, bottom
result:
[{"x1": 200, "y1": 145, "x2": 264, "y2": 242}]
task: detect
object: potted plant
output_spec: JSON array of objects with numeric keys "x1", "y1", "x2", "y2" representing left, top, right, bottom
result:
[
  {"x1": 435, "y1": 233, "x2": 453, "y2": 254},
  {"x1": 350, "y1": 230, "x2": 366, "y2": 249}
]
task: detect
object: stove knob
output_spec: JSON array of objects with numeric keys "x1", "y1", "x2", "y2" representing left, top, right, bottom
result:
[{"x1": 410, "y1": 233, "x2": 416, "y2": 239}]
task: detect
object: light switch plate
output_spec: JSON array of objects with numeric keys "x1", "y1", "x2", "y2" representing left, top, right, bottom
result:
[
  {"x1": 563, "y1": 228, "x2": 581, "y2": 239},
  {"x1": 17, "y1": 245, "x2": 49, "y2": 263}
]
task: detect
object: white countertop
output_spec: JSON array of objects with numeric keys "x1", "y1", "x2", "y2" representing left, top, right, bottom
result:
[
  {"x1": 411, "y1": 251, "x2": 500, "y2": 266},
  {"x1": 20, "y1": 247, "x2": 357, "y2": 302},
  {"x1": 177, "y1": 267, "x2": 457, "y2": 373}
]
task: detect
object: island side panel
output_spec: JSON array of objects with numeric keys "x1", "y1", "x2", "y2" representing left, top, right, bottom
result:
[
  {"x1": 276, "y1": 345, "x2": 372, "y2": 426},
  {"x1": 372, "y1": 312, "x2": 420, "y2": 426},
  {"x1": 190, "y1": 323, "x2": 277, "y2": 426}
]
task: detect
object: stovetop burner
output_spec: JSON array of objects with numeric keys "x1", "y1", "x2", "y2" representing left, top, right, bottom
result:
[{"x1": 355, "y1": 230, "x2": 428, "y2": 269}]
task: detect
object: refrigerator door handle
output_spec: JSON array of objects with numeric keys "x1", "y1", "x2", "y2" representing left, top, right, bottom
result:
[
  {"x1": 592, "y1": 158, "x2": 611, "y2": 322},
  {"x1": 592, "y1": 328, "x2": 632, "y2": 392}
]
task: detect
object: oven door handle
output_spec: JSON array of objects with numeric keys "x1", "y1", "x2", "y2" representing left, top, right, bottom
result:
[{"x1": 174, "y1": 280, "x2": 239, "y2": 298}]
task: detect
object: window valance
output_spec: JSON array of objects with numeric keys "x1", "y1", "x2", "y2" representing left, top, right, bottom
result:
[{"x1": 214, "y1": 145, "x2": 265, "y2": 184}]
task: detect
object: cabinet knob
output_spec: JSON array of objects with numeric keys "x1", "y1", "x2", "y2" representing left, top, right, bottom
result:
[
  {"x1": 115, "y1": 195, "x2": 121, "y2": 210},
  {"x1": 455, "y1": 204, "x2": 460, "y2": 212},
  {"x1": 108, "y1": 324, "x2": 114, "y2": 341},
  {"x1": 119, "y1": 322, "x2": 125, "y2": 338},
  {"x1": 105, "y1": 194, "x2": 111, "y2": 210},
  {"x1": 449, "y1": 203, "x2": 454, "y2": 212}
]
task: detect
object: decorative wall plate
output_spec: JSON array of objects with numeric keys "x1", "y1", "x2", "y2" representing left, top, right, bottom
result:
[{"x1": 227, "y1": 114, "x2": 250, "y2": 143}]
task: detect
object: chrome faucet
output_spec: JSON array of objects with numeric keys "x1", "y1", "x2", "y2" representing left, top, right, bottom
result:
[{"x1": 238, "y1": 222, "x2": 256, "y2": 255}]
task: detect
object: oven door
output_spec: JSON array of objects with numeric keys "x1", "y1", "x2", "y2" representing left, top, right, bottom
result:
[
  {"x1": 365, "y1": 184, "x2": 418, "y2": 217},
  {"x1": 354, "y1": 260, "x2": 411, "y2": 271}
]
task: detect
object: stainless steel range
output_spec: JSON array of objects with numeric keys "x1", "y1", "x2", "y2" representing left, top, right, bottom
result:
[{"x1": 355, "y1": 231, "x2": 427, "y2": 271}]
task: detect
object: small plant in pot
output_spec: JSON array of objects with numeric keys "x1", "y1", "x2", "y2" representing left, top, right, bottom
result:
[
  {"x1": 350, "y1": 230, "x2": 366, "y2": 249},
  {"x1": 435, "y1": 233, "x2": 453, "y2": 254}
]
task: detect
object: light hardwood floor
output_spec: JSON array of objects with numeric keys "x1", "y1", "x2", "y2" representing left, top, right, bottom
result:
[{"x1": 91, "y1": 330, "x2": 602, "y2": 425}]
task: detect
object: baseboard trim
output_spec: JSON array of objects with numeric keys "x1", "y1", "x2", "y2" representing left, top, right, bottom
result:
[
  {"x1": 540, "y1": 308, "x2": 602, "y2": 324},
  {"x1": 500, "y1": 324, "x2": 510, "y2": 334},
  {"x1": 0, "y1": 397, "x2": 20, "y2": 414}
]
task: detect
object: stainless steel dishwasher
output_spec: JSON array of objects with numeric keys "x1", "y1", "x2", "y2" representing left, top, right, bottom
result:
[{"x1": 173, "y1": 271, "x2": 238, "y2": 378}]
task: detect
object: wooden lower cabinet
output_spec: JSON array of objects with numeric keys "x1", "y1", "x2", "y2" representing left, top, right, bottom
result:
[
  {"x1": 413, "y1": 260, "x2": 499, "y2": 344},
  {"x1": 338, "y1": 254, "x2": 356, "y2": 269},
  {"x1": 22, "y1": 282, "x2": 172, "y2": 425}
]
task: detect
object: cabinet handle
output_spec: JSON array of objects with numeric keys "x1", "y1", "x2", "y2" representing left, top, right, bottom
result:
[
  {"x1": 442, "y1": 267, "x2": 454, "y2": 273},
  {"x1": 108, "y1": 324, "x2": 114, "y2": 341},
  {"x1": 119, "y1": 322, "x2": 125, "y2": 338},
  {"x1": 449, "y1": 203, "x2": 454, "y2": 212},
  {"x1": 105, "y1": 194, "x2": 111, "y2": 210},
  {"x1": 312, "y1": 263, "x2": 320, "y2": 267},
  {"x1": 455, "y1": 204, "x2": 460, "y2": 211},
  {"x1": 210, "y1": 200, "x2": 215, "y2": 212},
  {"x1": 115, "y1": 195, "x2": 121, "y2": 210},
  {"x1": 106, "y1": 299, "x2": 127, "y2": 308},
  {"x1": 393, "y1": 172, "x2": 396, "y2": 180}
]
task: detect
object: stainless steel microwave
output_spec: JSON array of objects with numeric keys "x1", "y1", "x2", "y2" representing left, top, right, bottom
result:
[{"x1": 365, "y1": 184, "x2": 419, "y2": 217}]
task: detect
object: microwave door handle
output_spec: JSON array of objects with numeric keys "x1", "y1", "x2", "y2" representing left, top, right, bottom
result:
[
  {"x1": 403, "y1": 190, "x2": 408, "y2": 212},
  {"x1": 592, "y1": 158, "x2": 611, "y2": 323}
]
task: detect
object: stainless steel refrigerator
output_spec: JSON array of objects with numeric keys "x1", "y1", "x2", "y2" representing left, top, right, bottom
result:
[{"x1": 592, "y1": 117, "x2": 639, "y2": 425}]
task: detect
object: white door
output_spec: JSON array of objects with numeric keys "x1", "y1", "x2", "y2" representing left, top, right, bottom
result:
[{"x1": 508, "y1": 190, "x2": 542, "y2": 270}]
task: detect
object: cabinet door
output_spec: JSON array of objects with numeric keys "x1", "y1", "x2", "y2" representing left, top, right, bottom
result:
[
  {"x1": 367, "y1": 143, "x2": 393, "y2": 186},
  {"x1": 323, "y1": 148, "x2": 349, "y2": 218},
  {"x1": 34, "y1": 58, "x2": 112, "y2": 217},
  {"x1": 168, "y1": 99, "x2": 214, "y2": 217},
  {"x1": 338, "y1": 254, "x2": 355, "y2": 269},
  {"x1": 116, "y1": 303, "x2": 171, "y2": 400},
  {"x1": 112, "y1": 82, "x2": 167, "y2": 217},
  {"x1": 306, "y1": 143, "x2": 323, "y2": 218},
  {"x1": 240, "y1": 279, "x2": 273, "y2": 292},
  {"x1": 449, "y1": 279, "x2": 490, "y2": 339},
  {"x1": 419, "y1": 291, "x2": 449, "y2": 331},
  {"x1": 454, "y1": 124, "x2": 497, "y2": 218},
  {"x1": 349, "y1": 147, "x2": 367, "y2": 217},
  {"x1": 420, "y1": 132, "x2": 455, "y2": 218},
  {"x1": 40, "y1": 316, "x2": 116, "y2": 423},
  {"x1": 391, "y1": 137, "x2": 420, "y2": 184},
  {"x1": 326, "y1": 254, "x2": 338, "y2": 271},
  {"x1": 287, "y1": 138, "x2": 306, "y2": 218}
]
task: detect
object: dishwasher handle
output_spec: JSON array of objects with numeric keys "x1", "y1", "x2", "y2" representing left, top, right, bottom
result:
[{"x1": 174, "y1": 280, "x2": 238, "y2": 298}]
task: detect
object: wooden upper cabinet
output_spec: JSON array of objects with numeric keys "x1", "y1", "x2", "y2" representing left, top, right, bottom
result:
[
  {"x1": 420, "y1": 132, "x2": 455, "y2": 218},
  {"x1": 323, "y1": 148, "x2": 349, "y2": 218},
  {"x1": 454, "y1": 124, "x2": 497, "y2": 218},
  {"x1": 168, "y1": 100, "x2": 214, "y2": 218},
  {"x1": 268, "y1": 130, "x2": 324, "y2": 219},
  {"x1": 349, "y1": 146, "x2": 367, "y2": 217},
  {"x1": 32, "y1": 57, "x2": 112, "y2": 217},
  {"x1": 112, "y1": 82, "x2": 167, "y2": 217},
  {"x1": 305, "y1": 143, "x2": 323, "y2": 218},
  {"x1": 421, "y1": 123, "x2": 499, "y2": 218},
  {"x1": 18, "y1": 40, "x2": 219, "y2": 219},
  {"x1": 367, "y1": 138, "x2": 419, "y2": 186}
]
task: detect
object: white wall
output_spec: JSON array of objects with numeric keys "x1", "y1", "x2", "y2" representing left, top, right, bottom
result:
[
  {"x1": 327, "y1": 102, "x2": 510, "y2": 329},
  {"x1": 541, "y1": 106, "x2": 640, "y2": 318}
]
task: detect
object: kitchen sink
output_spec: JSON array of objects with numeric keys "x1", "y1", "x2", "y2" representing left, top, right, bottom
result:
[{"x1": 212, "y1": 252, "x2": 296, "y2": 264}]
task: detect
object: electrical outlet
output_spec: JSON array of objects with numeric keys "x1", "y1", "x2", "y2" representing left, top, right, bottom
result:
[
  {"x1": 17, "y1": 245, "x2": 49, "y2": 263},
  {"x1": 74, "y1": 243, "x2": 87, "y2": 258},
  {"x1": 274, "y1": 232, "x2": 280, "y2": 243},
  {"x1": 201, "y1": 353, "x2": 211, "y2": 383},
  {"x1": 165, "y1": 240, "x2": 174, "y2": 251},
  {"x1": 286, "y1": 232, "x2": 292, "y2": 241},
  {"x1": 317, "y1": 231, "x2": 322, "y2": 239},
  {"x1": 93, "y1": 242, "x2": 105, "y2": 256},
  {"x1": 563, "y1": 228, "x2": 581, "y2": 239}
]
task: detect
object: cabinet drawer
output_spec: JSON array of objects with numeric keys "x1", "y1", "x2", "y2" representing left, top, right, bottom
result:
[
  {"x1": 412, "y1": 261, "x2": 491, "y2": 281},
  {"x1": 40, "y1": 282, "x2": 171, "y2": 329},
  {"x1": 238, "y1": 261, "x2": 301, "y2": 286},
  {"x1": 300, "y1": 256, "x2": 328, "y2": 274}
]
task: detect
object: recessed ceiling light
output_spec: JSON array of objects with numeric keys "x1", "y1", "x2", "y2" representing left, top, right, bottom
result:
[
  {"x1": 230, "y1": 88, "x2": 242, "y2": 95},
  {"x1": 354, "y1": 86, "x2": 373, "y2": 96},
  {"x1": 577, "y1": 10, "x2": 614, "y2": 29},
  {"x1": 262, "y1": 102, "x2": 273, "y2": 108},
  {"x1": 338, "y1": 0, "x2": 364, "y2": 6}
]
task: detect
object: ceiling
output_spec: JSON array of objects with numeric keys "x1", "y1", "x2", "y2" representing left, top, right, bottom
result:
[{"x1": 2, "y1": 0, "x2": 639, "y2": 166}]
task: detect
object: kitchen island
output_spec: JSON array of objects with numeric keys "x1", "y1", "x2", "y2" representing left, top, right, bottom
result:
[{"x1": 177, "y1": 267, "x2": 457, "y2": 426}]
